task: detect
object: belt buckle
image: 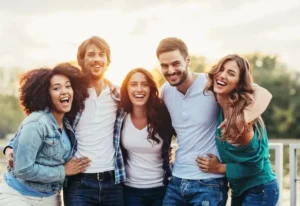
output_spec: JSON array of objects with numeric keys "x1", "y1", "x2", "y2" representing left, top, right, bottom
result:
[{"x1": 97, "y1": 173, "x2": 104, "y2": 181}]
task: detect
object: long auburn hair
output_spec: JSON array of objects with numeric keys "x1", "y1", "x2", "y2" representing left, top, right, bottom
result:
[
  {"x1": 120, "y1": 68, "x2": 173, "y2": 145},
  {"x1": 204, "y1": 54, "x2": 264, "y2": 140}
]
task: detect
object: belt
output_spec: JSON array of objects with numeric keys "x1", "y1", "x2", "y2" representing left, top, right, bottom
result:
[{"x1": 71, "y1": 170, "x2": 115, "y2": 181}]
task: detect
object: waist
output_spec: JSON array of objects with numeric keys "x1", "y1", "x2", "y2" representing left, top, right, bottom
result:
[{"x1": 69, "y1": 170, "x2": 115, "y2": 181}]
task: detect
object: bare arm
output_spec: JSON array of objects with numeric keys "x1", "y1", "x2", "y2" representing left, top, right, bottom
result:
[{"x1": 244, "y1": 84, "x2": 272, "y2": 123}]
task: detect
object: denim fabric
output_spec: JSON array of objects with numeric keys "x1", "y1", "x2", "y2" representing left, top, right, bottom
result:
[
  {"x1": 63, "y1": 175, "x2": 124, "y2": 206},
  {"x1": 231, "y1": 179, "x2": 279, "y2": 206},
  {"x1": 9, "y1": 109, "x2": 76, "y2": 194},
  {"x1": 163, "y1": 176, "x2": 228, "y2": 206},
  {"x1": 123, "y1": 185, "x2": 166, "y2": 206}
]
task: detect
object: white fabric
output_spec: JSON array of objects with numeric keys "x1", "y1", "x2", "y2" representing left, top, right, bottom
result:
[
  {"x1": 74, "y1": 86, "x2": 118, "y2": 173},
  {"x1": 121, "y1": 114, "x2": 164, "y2": 188},
  {"x1": 0, "y1": 181, "x2": 61, "y2": 206},
  {"x1": 161, "y1": 73, "x2": 224, "y2": 180}
]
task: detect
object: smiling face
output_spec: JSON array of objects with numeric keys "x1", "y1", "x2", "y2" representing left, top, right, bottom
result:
[
  {"x1": 158, "y1": 50, "x2": 189, "y2": 87},
  {"x1": 127, "y1": 72, "x2": 150, "y2": 108},
  {"x1": 49, "y1": 74, "x2": 73, "y2": 115},
  {"x1": 213, "y1": 60, "x2": 240, "y2": 96},
  {"x1": 82, "y1": 44, "x2": 108, "y2": 80}
]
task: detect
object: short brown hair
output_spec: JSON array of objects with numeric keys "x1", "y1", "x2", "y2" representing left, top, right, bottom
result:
[
  {"x1": 156, "y1": 37, "x2": 189, "y2": 58},
  {"x1": 77, "y1": 36, "x2": 111, "y2": 68}
]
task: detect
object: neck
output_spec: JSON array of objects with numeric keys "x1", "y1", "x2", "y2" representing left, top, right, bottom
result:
[
  {"x1": 132, "y1": 106, "x2": 147, "y2": 119},
  {"x1": 52, "y1": 111, "x2": 64, "y2": 129},
  {"x1": 216, "y1": 94, "x2": 229, "y2": 112},
  {"x1": 177, "y1": 70, "x2": 196, "y2": 94},
  {"x1": 89, "y1": 78, "x2": 106, "y2": 96}
]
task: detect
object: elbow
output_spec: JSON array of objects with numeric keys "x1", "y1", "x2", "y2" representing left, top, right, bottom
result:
[{"x1": 13, "y1": 166, "x2": 36, "y2": 180}]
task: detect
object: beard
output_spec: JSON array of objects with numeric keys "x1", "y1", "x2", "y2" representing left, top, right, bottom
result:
[
  {"x1": 83, "y1": 63, "x2": 107, "y2": 81},
  {"x1": 165, "y1": 65, "x2": 188, "y2": 87}
]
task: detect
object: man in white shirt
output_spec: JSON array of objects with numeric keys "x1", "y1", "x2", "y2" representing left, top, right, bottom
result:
[
  {"x1": 63, "y1": 36, "x2": 126, "y2": 205},
  {"x1": 156, "y1": 37, "x2": 271, "y2": 206}
]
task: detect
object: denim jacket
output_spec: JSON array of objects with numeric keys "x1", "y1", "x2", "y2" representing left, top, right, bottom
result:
[{"x1": 10, "y1": 109, "x2": 77, "y2": 194}]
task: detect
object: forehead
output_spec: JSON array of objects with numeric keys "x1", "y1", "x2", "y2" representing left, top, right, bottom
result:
[
  {"x1": 129, "y1": 72, "x2": 147, "y2": 82},
  {"x1": 158, "y1": 50, "x2": 185, "y2": 64},
  {"x1": 85, "y1": 44, "x2": 103, "y2": 53},
  {"x1": 50, "y1": 74, "x2": 70, "y2": 85},
  {"x1": 223, "y1": 60, "x2": 240, "y2": 73}
]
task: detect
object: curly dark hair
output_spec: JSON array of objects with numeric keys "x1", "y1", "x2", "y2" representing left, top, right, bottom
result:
[
  {"x1": 19, "y1": 63, "x2": 89, "y2": 123},
  {"x1": 120, "y1": 68, "x2": 174, "y2": 145}
]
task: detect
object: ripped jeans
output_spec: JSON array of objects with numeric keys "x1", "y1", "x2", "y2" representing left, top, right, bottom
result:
[{"x1": 163, "y1": 176, "x2": 228, "y2": 206}]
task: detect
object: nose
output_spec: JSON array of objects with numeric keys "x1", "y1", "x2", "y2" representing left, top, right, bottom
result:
[
  {"x1": 137, "y1": 84, "x2": 142, "y2": 91},
  {"x1": 93, "y1": 54, "x2": 101, "y2": 62},
  {"x1": 168, "y1": 66, "x2": 176, "y2": 74},
  {"x1": 219, "y1": 71, "x2": 226, "y2": 79}
]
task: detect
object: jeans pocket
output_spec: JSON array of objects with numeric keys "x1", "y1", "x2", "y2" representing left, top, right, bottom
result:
[
  {"x1": 199, "y1": 179, "x2": 220, "y2": 187},
  {"x1": 243, "y1": 185, "x2": 265, "y2": 205},
  {"x1": 69, "y1": 177, "x2": 84, "y2": 188}
]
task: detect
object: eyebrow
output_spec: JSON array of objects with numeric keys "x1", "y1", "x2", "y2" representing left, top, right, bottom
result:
[
  {"x1": 228, "y1": 69, "x2": 237, "y2": 74},
  {"x1": 51, "y1": 81, "x2": 71, "y2": 87},
  {"x1": 161, "y1": 61, "x2": 180, "y2": 66}
]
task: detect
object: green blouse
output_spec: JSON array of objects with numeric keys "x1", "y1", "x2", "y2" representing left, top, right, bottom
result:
[{"x1": 215, "y1": 110, "x2": 276, "y2": 196}]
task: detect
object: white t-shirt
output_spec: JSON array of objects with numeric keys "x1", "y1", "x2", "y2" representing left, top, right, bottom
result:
[
  {"x1": 74, "y1": 86, "x2": 118, "y2": 173},
  {"x1": 121, "y1": 114, "x2": 164, "y2": 188},
  {"x1": 161, "y1": 73, "x2": 224, "y2": 180}
]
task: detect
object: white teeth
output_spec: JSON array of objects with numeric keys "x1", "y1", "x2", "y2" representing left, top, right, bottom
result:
[
  {"x1": 61, "y1": 97, "x2": 69, "y2": 101},
  {"x1": 134, "y1": 94, "x2": 145, "y2": 98},
  {"x1": 217, "y1": 80, "x2": 226, "y2": 86}
]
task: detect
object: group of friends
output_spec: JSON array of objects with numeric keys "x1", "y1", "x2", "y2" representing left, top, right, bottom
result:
[{"x1": 0, "y1": 36, "x2": 279, "y2": 206}]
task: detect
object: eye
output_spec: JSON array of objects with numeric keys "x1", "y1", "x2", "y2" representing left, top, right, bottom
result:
[{"x1": 53, "y1": 87, "x2": 60, "y2": 91}]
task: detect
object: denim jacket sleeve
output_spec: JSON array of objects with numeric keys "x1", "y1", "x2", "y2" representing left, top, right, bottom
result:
[
  {"x1": 2, "y1": 136, "x2": 16, "y2": 154},
  {"x1": 13, "y1": 122, "x2": 65, "y2": 183}
]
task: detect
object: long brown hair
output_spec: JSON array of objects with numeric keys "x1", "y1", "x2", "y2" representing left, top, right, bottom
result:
[
  {"x1": 204, "y1": 54, "x2": 264, "y2": 140},
  {"x1": 120, "y1": 68, "x2": 173, "y2": 145}
]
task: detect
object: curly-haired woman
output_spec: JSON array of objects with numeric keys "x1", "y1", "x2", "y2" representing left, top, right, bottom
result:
[
  {"x1": 114, "y1": 68, "x2": 174, "y2": 206},
  {"x1": 0, "y1": 63, "x2": 90, "y2": 206},
  {"x1": 197, "y1": 54, "x2": 279, "y2": 206}
]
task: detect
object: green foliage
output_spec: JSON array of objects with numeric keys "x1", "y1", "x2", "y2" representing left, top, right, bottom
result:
[
  {"x1": 0, "y1": 94, "x2": 25, "y2": 137},
  {"x1": 245, "y1": 53, "x2": 300, "y2": 138}
]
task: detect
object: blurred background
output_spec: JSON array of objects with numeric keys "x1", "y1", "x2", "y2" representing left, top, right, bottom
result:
[{"x1": 0, "y1": 0, "x2": 299, "y2": 204}]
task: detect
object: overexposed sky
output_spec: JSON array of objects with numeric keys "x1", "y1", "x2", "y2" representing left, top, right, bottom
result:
[{"x1": 0, "y1": 0, "x2": 299, "y2": 84}]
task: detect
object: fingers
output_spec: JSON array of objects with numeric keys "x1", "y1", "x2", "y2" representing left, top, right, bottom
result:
[
  {"x1": 206, "y1": 153, "x2": 216, "y2": 158},
  {"x1": 218, "y1": 119, "x2": 227, "y2": 129}
]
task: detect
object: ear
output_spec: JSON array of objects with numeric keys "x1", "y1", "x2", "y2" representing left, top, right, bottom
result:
[{"x1": 186, "y1": 56, "x2": 191, "y2": 65}]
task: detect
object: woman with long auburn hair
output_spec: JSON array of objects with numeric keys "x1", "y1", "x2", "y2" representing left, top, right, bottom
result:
[
  {"x1": 114, "y1": 68, "x2": 174, "y2": 206},
  {"x1": 197, "y1": 54, "x2": 279, "y2": 206}
]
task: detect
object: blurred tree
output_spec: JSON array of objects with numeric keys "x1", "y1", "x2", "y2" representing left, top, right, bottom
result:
[{"x1": 246, "y1": 53, "x2": 300, "y2": 138}]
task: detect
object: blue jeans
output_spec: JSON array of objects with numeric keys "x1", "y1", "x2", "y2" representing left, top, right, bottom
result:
[
  {"x1": 123, "y1": 185, "x2": 166, "y2": 206},
  {"x1": 163, "y1": 176, "x2": 228, "y2": 206},
  {"x1": 231, "y1": 179, "x2": 279, "y2": 206},
  {"x1": 63, "y1": 175, "x2": 124, "y2": 206}
]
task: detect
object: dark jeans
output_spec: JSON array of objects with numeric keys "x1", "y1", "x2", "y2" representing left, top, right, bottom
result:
[
  {"x1": 231, "y1": 179, "x2": 279, "y2": 206},
  {"x1": 163, "y1": 176, "x2": 228, "y2": 206},
  {"x1": 123, "y1": 185, "x2": 166, "y2": 206},
  {"x1": 63, "y1": 174, "x2": 124, "y2": 206}
]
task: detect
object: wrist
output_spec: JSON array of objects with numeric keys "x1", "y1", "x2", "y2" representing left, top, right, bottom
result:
[{"x1": 217, "y1": 163, "x2": 226, "y2": 174}]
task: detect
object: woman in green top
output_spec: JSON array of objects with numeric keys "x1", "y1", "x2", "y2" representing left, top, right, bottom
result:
[{"x1": 197, "y1": 54, "x2": 279, "y2": 206}]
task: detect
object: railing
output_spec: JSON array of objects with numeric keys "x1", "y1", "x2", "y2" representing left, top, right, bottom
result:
[
  {"x1": 289, "y1": 143, "x2": 300, "y2": 206},
  {"x1": 269, "y1": 143, "x2": 283, "y2": 206}
]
